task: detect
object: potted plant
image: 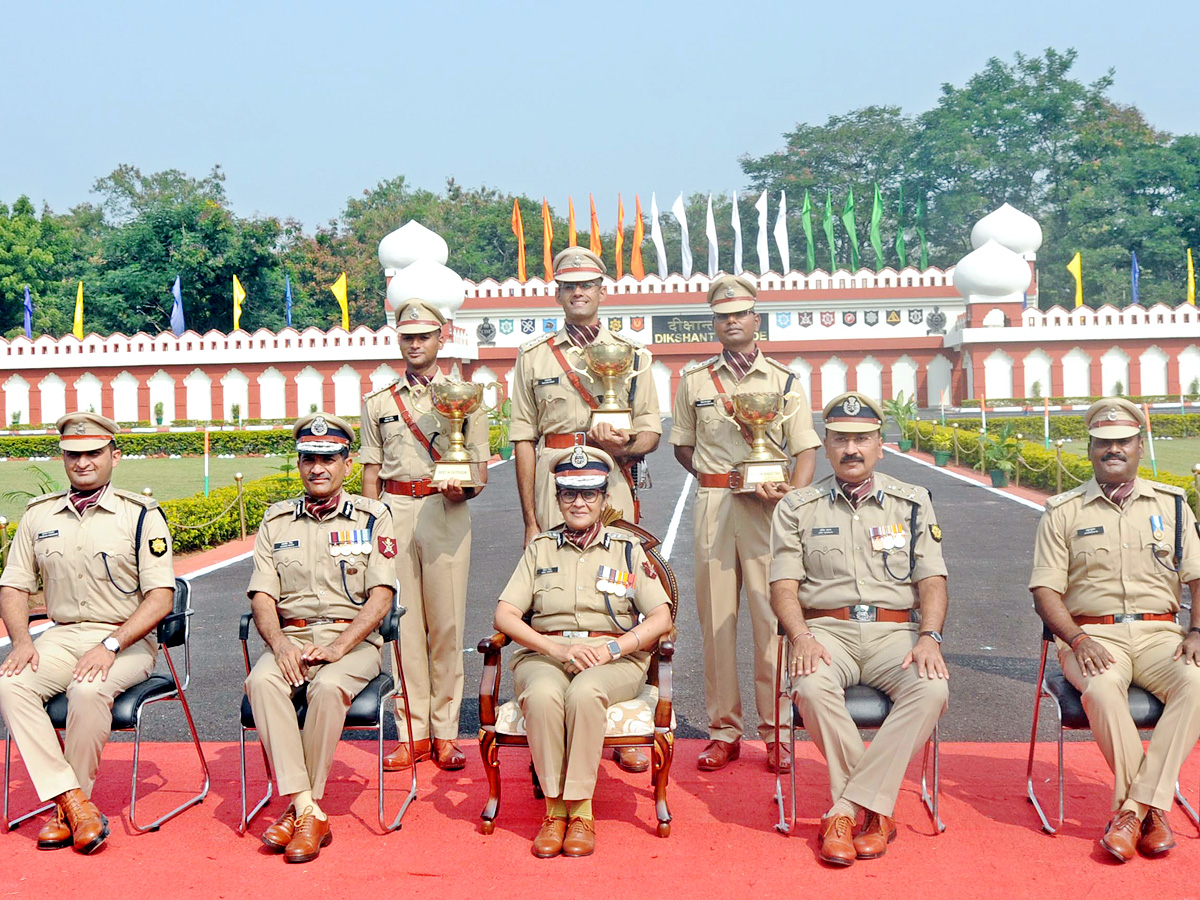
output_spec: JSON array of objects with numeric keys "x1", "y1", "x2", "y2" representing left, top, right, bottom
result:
[
  {"x1": 882, "y1": 391, "x2": 918, "y2": 452},
  {"x1": 982, "y1": 423, "x2": 1020, "y2": 487},
  {"x1": 492, "y1": 397, "x2": 513, "y2": 460},
  {"x1": 154, "y1": 401, "x2": 164, "y2": 426},
  {"x1": 931, "y1": 429, "x2": 953, "y2": 467}
]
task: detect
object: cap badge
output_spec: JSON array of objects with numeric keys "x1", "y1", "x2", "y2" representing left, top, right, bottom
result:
[
  {"x1": 310, "y1": 416, "x2": 329, "y2": 436},
  {"x1": 842, "y1": 396, "x2": 862, "y2": 416},
  {"x1": 572, "y1": 254, "x2": 586, "y2": 268},
  {"x1": 409, "y1": 307, "x2": 420, "y2": 319},
  {"x1": 723, "y1": 286, "x2": 735, "y2": 299},
  {"x1": 73, "y1": 422, "x2": 87, "y2": 435},
  {"x1": 570, "y1": 446, "x2": 589, "y2": 468},
  {"x1": 1106, "y1": 409, "x2": 1118, "y2": 421}
]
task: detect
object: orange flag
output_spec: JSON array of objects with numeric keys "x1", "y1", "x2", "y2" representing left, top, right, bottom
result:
[
  {"x1": 511, "y1": 199, "x2": 527, "y2": 282},
  {"x1": 589, "y1": 194, "x2": 602, "y2": 257},
  {"x1": 568, "y1": 197, "x2": 577, "y2": 247},
  {"x1": 615, "y1": 194, "x2": 625, "y2": 280},
  {"x1": 541, "y1": 198, "x2": 554, "y2": 281},
  {"x1": 630, "y1": 195, "x2": 646, "y2": 279}
]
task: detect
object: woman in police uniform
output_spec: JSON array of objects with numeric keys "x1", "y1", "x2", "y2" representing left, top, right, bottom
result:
[{"x1": 493, "y1": 446, "x2": 673, "y2": 858}]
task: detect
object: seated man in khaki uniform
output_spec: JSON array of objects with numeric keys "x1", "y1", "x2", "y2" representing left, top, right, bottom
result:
[
  {"x1": 0, "y1": 412, "x2": 175, "y2": 854},
  {"x1": 245, "y1": 414, "x2": 398, "y2": 864},
  {"x1": 1030, "y1": 397, "x2": 1200, "y2": 862},
  {"x1": 493, "y1": 447, "x2": 674, "y2": 858},
  {"x1": 769, "y1": 392, "x2": 949, "y2": 867}
]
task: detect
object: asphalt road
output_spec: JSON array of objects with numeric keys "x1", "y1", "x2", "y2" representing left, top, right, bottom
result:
[{"x1": 1, "y1": 425, "x2": 1091, "y2": 747}]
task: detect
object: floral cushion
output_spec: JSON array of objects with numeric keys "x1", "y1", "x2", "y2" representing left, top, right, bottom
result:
[{"x1": 495, "y1": 684, "x2": 674, "y2": 737}]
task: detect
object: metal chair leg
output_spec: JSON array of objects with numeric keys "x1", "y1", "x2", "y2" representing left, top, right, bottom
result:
[
  {"x1": 773, "y1": 639, "x2": 790, "y2": 835},
  {"x1": 238, "y1": 725, "x2": 273, "y2": 835},
  {"x1": 4, "y1": 734, "x2": 58, "y2": 831},
  {"x1": 383, "y1": 643, "x2": 417, "y2": 833},
  {"x1": 919, "y1": 725, "x2": 945, "y2": 833}
]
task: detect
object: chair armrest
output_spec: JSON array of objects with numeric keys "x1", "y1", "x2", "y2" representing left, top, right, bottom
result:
[
  {"x1": 478, "y1": 632, "x2": 511, "y2": 656},
  {"x1": 656, "y1": 639, "x2": 674, "y2": 661},
  {"x1": 239, "y1": 612, "x2": 253, "y2": 642},
  {"x1": 155, "y1": 608, "x2": 193, "y2": 643},
  {"x1": 477, "y1": 632, "x2": 510, "y2": 727},
  {"x1": 653, "y1": 641, "x2": 674, "y2": 728},
  {"x1": 379, "y1": 606, "x2": 402, "y2": 643}
]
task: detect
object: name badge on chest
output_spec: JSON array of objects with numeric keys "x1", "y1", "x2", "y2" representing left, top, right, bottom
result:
[{"x1": 329, "y1": 529, "x2": 370, "y2": 557}]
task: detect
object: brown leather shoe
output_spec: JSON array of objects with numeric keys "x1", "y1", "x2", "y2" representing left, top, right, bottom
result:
[
  {"x1": 57, "y1": 788, "x2": 109, "y2": 855},
  {"x1": 383, "y1": 738, "x2": 431, "y2": 771},
  {"x1": 261, "y1": 805, "x2": 296, "y2": 852},
  {"x1": 36, "y1": 808, "x2": 72, "y2": 851},
  {"x1": 853, "y1": 811, "x2": 897, "y2": 859},
  {"x1": 818, "y1": 815, "x2": 857, "y2": 867},
  {"x1": 765, "y1": 742, "x2": 792, "y2": 774},
  {"x1": 1138, "y1": 808, "x2": 1176, "y2": 857},
  {"x1": 696, "y1": 739, "x2": 741, "y2": 771},
  {"x1": 613, "y1": 747, "x2": 650, "y2": 773},
  {"x1": 284, "y1": 808, "x2": 332, "y2": 864},
  {"x1": 531, "y1": 816, "x2": 568, "y2": 858},
  {"x1": 433, "y1": 738, "x2": 467, "y2": 771},
  {"x1": 562, "y1": 816, "x2": 595, "y2": 857},
  {"x1": 1100, "y1": 809, "x2": 1141, "y2": 862}
]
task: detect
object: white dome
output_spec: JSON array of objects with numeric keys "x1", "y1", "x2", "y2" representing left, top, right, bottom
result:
[
  {"x1": 953, "y1": 239, "x2": 1032, "y2": 298},
  {"x1": 377, "y1": 221, "x2": 449, "y2": 273},
  {"x1": 386, "y1": 259, "x2": 465, "y2": 317},
  {"x1": 970, "y1": 203, "x2": 1043, "y2": 255}
]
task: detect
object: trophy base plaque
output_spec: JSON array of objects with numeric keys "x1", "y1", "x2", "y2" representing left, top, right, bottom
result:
[
  {"x1": 734, "y1": 460, "x2": 788, "y2": 492},
  {"x1": 432, "y1": 461, "x2": 478, "y2": 487},
  {"x1": 590, "y1": 409, "x2": 634, "y2": 431}
]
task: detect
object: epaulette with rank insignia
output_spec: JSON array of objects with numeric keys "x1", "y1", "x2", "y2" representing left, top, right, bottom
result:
[
  {"x1": 350, "y1": 495, "x2": 390, "y2": 518},
  {"x1": 519, "y1": 332, "x2": 555, "y2": 353},
  {"x1": 113, "y1": 488, "x2": 160, "y2": 509},
  {"x1": 764, "y1": 357, "x2": 797, "y2": 376},
  {"x1": 363, "y1": 380, "x2": 399, "y2": 402},
  {"x1": 264, "y1": 498, "x2": 301, "y2": 520},
  {"x1": 682, "y1": 355, "x2": 720, "y2": 376},
  {"x1": 24, "y1": 490, "x2": 67, "y2": 509},
  {"x1": 1150, "y1": 481, "x2": 1186, "y2": 497},
  {"x1": 784, "y1": 485, "x2": 823, "y2": 510},
  {"x1": 1045, "y1": 487, "x2": 1085, "y2": 509},
  {"x1": 880, "y1": 481, "x2": 926, "y2": 505}
]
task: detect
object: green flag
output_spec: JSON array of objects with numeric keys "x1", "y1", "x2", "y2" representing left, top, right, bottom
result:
[
  {"x1": 801, "y1": 189, "x2": 815, "y2": 272},
  {"x1": 822, "y1": 190, "x2": 837, "y2": 271},
  {"x1": 894, "y1": 184, "x2": 908, "y2": 269},
  {"x1": 916, "y1": 194, "x2": 928, "y2": 269},
  {"x1": 869, "y1": 183, "x2": 884, "y2": 269},
  {"x1": 841, "y1": 188, "x2": 860, "y2": 270}
]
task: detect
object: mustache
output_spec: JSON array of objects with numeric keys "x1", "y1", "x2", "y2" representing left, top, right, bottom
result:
[
  {"x1": 840, "y1": 455, "x2": 865, "y2": 463},
  {"x1": 1101, "y1": 453, "x2": 1127, "y2": 462}
]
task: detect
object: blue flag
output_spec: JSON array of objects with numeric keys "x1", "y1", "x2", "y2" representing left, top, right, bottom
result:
[
  {"x1": 170, "y1": 276, "x2": 186, "y2": 336},
  {"x1": 285, "y1": 274, "x2": 293, "y2": 328},
  {"x1": 23, "y1": 285, "x2": 33, "y2": 339},
  {"x1": 1130, "y1": 251, "x2": 1140, "y2": 306}
]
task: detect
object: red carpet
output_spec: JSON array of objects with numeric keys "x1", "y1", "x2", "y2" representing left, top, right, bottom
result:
[{"x1": 3, "y1": 740, "x2": 1199, "y2": 897}]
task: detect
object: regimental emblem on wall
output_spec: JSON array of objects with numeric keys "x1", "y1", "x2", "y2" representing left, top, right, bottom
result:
[
  {"x1": 630, "y1": 316, "x2": 645, "y2": 332},
  {"x1": 820, "y1": 311, "x2": 835, "y2": 327},
  {"x1": 476, "y1": 317, "x2": 497, "y2": 347},
  {"x1": 499, "y1": 318, "x2": 514, "y2": 335},
  {"x1": 542, "y1": 318, "x2": 556, "y2": 332},
  {"x1": 520, "y1": 318, "x2": 535, "y2": 334},
  {"x1": 776, "y1": 312, "x2": 791, "y2": 327},
  {"x1": 886, "y1": 310, "x2": 901, "y2": 326},
  {"x1": 909, "y1": 308, "x2": 925, "y2": 325},
  {"x1": 864, "y1": 310, "x2": 879, "y2": 327},
  {"x1": 608, "y1": 317, "x2": 623, "y2": 332},
  {"x1": 926, "y1": 306, "x2": 946, "y2": 335},
  {"x1": 798, "y1": 311, "x2": 813, "y2": 328},
  {"x1": 842, "y1": 311, "x2": 857, "y2": 326}
]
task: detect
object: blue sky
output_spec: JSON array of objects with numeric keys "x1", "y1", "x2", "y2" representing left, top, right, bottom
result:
[{"x1": 4, "y1": 0, "x2": 1193, "y2": 232}]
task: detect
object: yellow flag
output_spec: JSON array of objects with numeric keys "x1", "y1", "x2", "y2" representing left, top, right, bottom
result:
[
  {"x1": 568, "y1": 198, "x2": 577, "y2": 247},
  {"x1": 233, "y1": 275, "x2": 246, "y2": 330},
  {"x1": 330, "y1": 272, "x2": 349, "y2": 330},
  {"x1": 1066, "y1": 252, "x2": 1083, "y2": 307},
  {"x1": 1188, "y1": 248, "x2": 1196, "y2": 306},
  {"x1": 73, "y1": 281, "x2": 84, "y2": 339}
]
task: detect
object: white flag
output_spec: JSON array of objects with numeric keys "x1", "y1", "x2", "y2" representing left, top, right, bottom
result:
[
  {"x1": 754, "y1": 190, "x2": 769, "y2": 274},
  {"x1": 773, "y1": 190, "x2": 790, "y2": 274},
  {"x1": 671, "y1": 192, "x2": 693, "y2": 278},
  {"x1": 650, "y1": 192, "x2": 668, "y2": 278},
  {"x1": 705, "y1": 194, "x2": 719, "y2": 277},
  {"x1": 731, "y1": 190, "x2": 743, "y2": 275}
]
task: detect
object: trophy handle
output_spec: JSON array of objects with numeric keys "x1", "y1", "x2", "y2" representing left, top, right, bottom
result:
[
  {"x1": 633, "y1": 346, "x2": 652, "y2": 373},
  {"x1": 776, "y1": 391, "x2": 805, "y2": 425},
  {"x1": 479, "y1": 381, "x2": 504, "y2": 414},
  {"x1": 712, "y1": 393, "x2": 738, "y2": 423},
  {"x1": 409, "y1": 386, "x2": 434, "y2": 415},
  {"x1": 564, "y1": 346, "x2": 591, "y2": 376}
]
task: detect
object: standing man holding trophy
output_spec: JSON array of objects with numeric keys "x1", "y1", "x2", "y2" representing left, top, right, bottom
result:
[
  {"x1": 361, "y1": 298, "x2": 490, "y2": 772},
  {"x1": 670, "y1": 275, "x2": 819, "y2": 774}
]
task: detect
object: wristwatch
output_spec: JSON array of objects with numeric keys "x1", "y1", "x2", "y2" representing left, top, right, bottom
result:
[
  {"x1": 101, "y1": 636, "x2": 121, "y2": 654},
  {"x1": 919, "y1": 630, "x2": 943, "y2": 644},
  {"x1": 606, "y1": 639, "x2": 622, "y2": 661}
]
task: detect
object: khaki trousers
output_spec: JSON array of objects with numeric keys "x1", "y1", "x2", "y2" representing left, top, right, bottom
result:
[
  {"x1": 244, "y1": 625, "x2": 381, "y2": 800},
  {"x1": 693, "y1": 488, "x2": 782, "y2": 742},
  {"x1": 1059, "y1": 621, "x2": 1200, "y2": 812},
  {"x1": 535, "y1": 446, "x2": 636, "y2": 530},
  {"x1": 384, "y1": 492, "x2": 472, "y2": 741},
  {"x1": 791, "y1": 620, "x2": 948, "y2": 817},
  {"x1": 514, "y1": 644, "x2": 648, "y2": 801},
  {"x1": 0, "y1": 623, "x2": 156, "y2": 802}
]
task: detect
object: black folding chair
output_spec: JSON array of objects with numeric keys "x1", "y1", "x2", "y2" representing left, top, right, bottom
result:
[
  {"x1": 237, "y1": 604, "x2": 417, "y2": 834},
  {"x1": 4, "y1": 577, "x2": 210, "y2": 833},
  {"x1": 1026, "y1": 622, "x2": 1199, "y2": 834}
]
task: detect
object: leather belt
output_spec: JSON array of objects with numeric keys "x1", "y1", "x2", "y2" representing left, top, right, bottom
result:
[
  {"x1": 805, "y1": 605, "x2": 915, "y2": 624},
  {"x1": 546, "y1": 630, "x2": 622, "y2": 638},
  {"x1": 1073, "y1": 612, "x2": 1176, "y2": 626},
  {"x1": 543, "y1": 433, "x2": 589, "y2": 450},
  {"x1": 280, "y1": 617, "x2": 353, "y2": 628},
  {"x1": 383, "y1": 478, "x2": 441, "y2": 498},
  {"x1": 699, "y1": 471, "x2": 743, "y2": 489}
]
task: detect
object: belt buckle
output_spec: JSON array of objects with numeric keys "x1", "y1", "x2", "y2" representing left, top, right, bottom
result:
[
  {"x1": 572, "y1": 432, "x2": 587, "y2": 447},
  {"x1": 309, "y1": 617, "x2": 332, "y2": 626},
  {"x1": 728, "y1": 469, "x2": 743, "y2": 490},
  {"x1": 1113, "y1": 613, "x2": 1138, "y2": 624},
  {"x1": 561, "y1": 630, "x2": 587, "y2": 639},
  {"x1": 850, "y1": 604, "x2": 875, "y2": 623}
]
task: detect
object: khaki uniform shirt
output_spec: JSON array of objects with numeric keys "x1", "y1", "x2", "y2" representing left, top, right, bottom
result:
[
  {"x1": 359, "y1": 371, "x2": 490, "y2": 481},
  {"x1": 247, "y1": 491, "x2": 397, "y2": 644},
  {"x1": 770, "y1": 473, "x2": 948, "y2": 610},
  {"x1": 669, "y1": 351, "x2": 819, "y2": 471},
  {"x1": 499, "y1": 525, "x2": 671, "y2": 637},
  {"x1": 0, "y1": 487, "x2": 175, "y2": 625},
  {"x1": 509, "y1": 328, "x2": 662, "y2": 444},
  {"x1": 1028, "y1": 478, "x2": 1200, "y2": 616}
]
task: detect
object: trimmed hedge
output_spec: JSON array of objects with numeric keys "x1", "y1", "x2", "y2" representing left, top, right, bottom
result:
[
  {"x1": 0, "y1": 428, "x2": 317, "y2": 459},
  {"x1": 961, "y1": 396, "x2": 1200, "y2": 408},
  {"x1": 940, "y1": 414, "x2": 1200, "y2": 443}
]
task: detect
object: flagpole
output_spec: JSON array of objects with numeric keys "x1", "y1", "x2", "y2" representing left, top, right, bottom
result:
[
  {"x1": 1043, "y1": 396, "x2": 1050, "y2": 449},
  {"x1": 1143, "y1": 403, "x2": 1157, "y2": 476},
  {"x1": 980, "y1": 394, "x2": 987, "y2": 436},
  {"x1": 204, "y1": 428, "x2": 210, "y2": 497}
]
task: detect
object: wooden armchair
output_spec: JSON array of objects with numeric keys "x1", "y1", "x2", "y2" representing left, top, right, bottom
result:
[{"x1": 476, "y1": 520, "x2": 679, "y2": 837}]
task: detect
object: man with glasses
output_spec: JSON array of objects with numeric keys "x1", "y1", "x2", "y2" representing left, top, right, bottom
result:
[
  {"x1": 670, "y1": 275, "x2": 819, "y2": 774},
  {"x1": 510, "y1": 247, "x2": 661, "y2": 773}
]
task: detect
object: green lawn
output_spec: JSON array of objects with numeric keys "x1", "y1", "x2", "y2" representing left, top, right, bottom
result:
[
  {"x1": 0, "y1": 456, "x2": 290, "y2": 521},
  {"x1": 1144, "y1": 436, "x2": 1200, "y2": 479}
]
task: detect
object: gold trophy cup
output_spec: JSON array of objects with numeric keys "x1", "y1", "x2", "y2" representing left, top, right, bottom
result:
[
  {"x1": 569, "y1": 342, "x2": 645, "y2": 431},
  {"x1": 715, "y1": 391, "x2": 803, "y2": 490},
  {"x1": 426, "y1": 379, "x2": 501, "y2": 487}
]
